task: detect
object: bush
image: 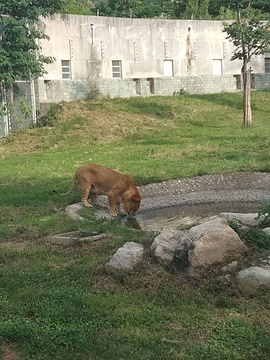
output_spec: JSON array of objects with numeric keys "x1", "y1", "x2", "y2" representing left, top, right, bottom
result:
[
  {"x1": 240, "y1": 227, "x2": 270, "y2": 250},
  {"x1": 38, "y1": 104, "x2": 62, "y2": 127}
]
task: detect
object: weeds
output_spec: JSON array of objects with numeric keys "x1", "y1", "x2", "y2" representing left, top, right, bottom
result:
[
  {"x1": 240, "y1": 227, "x2": 270, "y2": 250},
  {"x1": 258, "y1": 204, "x2": 270, "y2": 228},
  {"x1": 38, "y1": 103, "x2": 63, "y2": 127}
]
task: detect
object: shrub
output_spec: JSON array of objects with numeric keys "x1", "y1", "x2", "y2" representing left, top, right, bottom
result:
[
  {"x1": 257, "y1": 204, "x2": 270, "y2": 228},
  {"x1": 38, "y1": 103, "x2": 63, "y2": 127}
]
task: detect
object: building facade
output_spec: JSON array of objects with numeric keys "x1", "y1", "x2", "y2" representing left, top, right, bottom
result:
[{"x1": 36, "y1": 14, "x2": 270, "y2": 106}]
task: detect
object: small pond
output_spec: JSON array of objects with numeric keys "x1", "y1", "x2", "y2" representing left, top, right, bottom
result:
[{"x1": 122, "y1": 202, "x2": 260, "y2": 231}]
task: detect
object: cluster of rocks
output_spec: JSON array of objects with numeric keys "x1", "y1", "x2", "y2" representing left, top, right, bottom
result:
[{"x1": 106, "y1": 213, "x2": 270, "y2": 295}]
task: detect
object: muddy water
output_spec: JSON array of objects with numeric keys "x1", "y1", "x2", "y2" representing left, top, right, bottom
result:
[{"x1": 123, "y1": 202, "x2": 260, "y2": 231}]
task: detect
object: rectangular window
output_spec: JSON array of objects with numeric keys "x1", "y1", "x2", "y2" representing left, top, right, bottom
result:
[
  {"x1": 112, "y1": 60, "x2": 122, "y2": 78},
  {"x1": 265, "y1": 58, "x2": 270, "y2": 73},
  {"x1": 213, "y1": 59, "x2": 223, "y2": 75},
  {"x1": 61, "y1": 60, "x2": 70, "y2": 79},
  {"x1": 164, "y1": 60, "x2": 174, "y2": 77}
]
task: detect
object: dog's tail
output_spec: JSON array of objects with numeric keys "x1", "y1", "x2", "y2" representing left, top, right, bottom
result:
[{"x1": 55, "y1": 174, "x2": 78, "y2": 196}]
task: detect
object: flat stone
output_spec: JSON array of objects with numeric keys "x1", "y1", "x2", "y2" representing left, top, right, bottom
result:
[{"x1": 47, "y1": 230, "x2": 108, "y2": 245}]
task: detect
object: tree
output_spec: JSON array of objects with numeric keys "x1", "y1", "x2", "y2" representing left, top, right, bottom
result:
[
  {"x1": 184, "y1": 0, "x2": 210, "y2": 19},
  {"x1": 0, "y1": 0, "x2": 65, "y2": 86},
  {"x1": 64, "y1": 0, "x2": 94, "y2": 15},
  {"x1": 223, "y1": 2, "x2": 270, "y2": 126},
  {"x1": 209, "y1": 0, "x2": 270, "y2": 19},
  {"x1": 93, "y1": 0, "x2": 176, "y2": 19}
]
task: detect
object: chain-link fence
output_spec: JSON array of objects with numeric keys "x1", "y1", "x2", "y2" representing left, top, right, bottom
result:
[{"x1": 0, "y1": 80, "x2": 36, "y2": 138}]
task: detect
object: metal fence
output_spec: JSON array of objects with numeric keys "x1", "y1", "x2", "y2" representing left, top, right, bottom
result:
[{"x1": 0, "y1": 80, "x2": 36, "y2": 138}]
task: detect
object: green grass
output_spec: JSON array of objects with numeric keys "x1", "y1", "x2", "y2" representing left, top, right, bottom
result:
[{"x1": 0, "y1": 91, "x2": 270, "y2": 359}]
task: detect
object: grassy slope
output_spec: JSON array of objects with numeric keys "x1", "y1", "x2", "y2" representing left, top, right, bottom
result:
[{"x1": 0, "y1": 92, "x2": 269, "y2": 359}]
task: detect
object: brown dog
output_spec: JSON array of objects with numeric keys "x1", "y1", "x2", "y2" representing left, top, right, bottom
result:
[{"x1": 62, "y1": 164, "x2": 141, "y2": 217}]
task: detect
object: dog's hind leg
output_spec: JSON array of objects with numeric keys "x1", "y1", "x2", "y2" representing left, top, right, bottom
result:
[
  {"x1": 89, "y1": 192, "x2": 98, "y2": 205},
  {"x1": 78, "y1": 177, "x2": 93, "y2": 207}
]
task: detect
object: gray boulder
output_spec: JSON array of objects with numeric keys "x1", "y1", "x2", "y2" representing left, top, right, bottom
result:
[
  {"x1": 150, "y1": 230, "x2": 192, "y2": 269},
  {"x1": 66, "y1": 203, "x2": 85, "y2": 221},
  {"x1": 263, "y1": 227, "x2": 270, "y2": 235},
  {"x1": 219, "y1": 212, "x2": 262, "y2": 226},
  {"x1": 237, "y1": 266, "x2": 270, "y2": 294},
  {"x1": 106, "y1": 242, "x2": 144, "y2": 271},
  {"x1": 188, "y1": 218, "x2": 247, "y2": 276}
]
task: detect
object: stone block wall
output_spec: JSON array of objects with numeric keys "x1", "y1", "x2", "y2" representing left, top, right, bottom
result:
[
  {"x1": 154, "y1": 75, "x2": 237, "y2": 95},
  {"x1": 252, "y1": 74, "x2": 270, "y2": 90},
  {"x1": 37, "y1": 74, "x2": 238, "y2": 106}
]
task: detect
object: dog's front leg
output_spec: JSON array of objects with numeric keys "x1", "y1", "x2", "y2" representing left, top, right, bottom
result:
[
  {"x1": 108, "y1": 193, "x2": 118, "y2": 216},
  {"x1": 116, "y1": 199, "x2": 125, "y2": 216}
]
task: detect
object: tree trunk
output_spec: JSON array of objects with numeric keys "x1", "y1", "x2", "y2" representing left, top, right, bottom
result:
[{"x1": 242, "y1": 64, "x2": 252, "y2": 126}]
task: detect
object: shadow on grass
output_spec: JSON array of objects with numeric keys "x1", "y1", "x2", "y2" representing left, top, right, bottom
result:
[
  {"x1": 0, "y1": 177, "x2": 82, "y2": 240},
  {"x1": 0, "y1": 177, "x2": 78, "y2": 208}
]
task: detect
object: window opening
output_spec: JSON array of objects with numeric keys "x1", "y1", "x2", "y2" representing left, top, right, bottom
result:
[
  {"x1": 163, "y1": 60, "x2": 174, "y2": 77},
  {"x1": 112, "y1": 60, "x2": 122, "y2": 78},
  {"x1": 213, "y1": 59, "x2": 223, "y2": 75},
  {"x1": 265, "y1": 58, "x2": 270, "y2": 73},
  {"x1": 61, "y1": 60, "x2": 71, "y2": 79}
]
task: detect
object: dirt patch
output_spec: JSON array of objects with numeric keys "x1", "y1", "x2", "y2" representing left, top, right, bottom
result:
[
  {"x1": 0, "y1": 241, "x2": 29, "y2": 250},
  {"x1": 1, "y1": 343, "x2": 19, "y2": 360}
]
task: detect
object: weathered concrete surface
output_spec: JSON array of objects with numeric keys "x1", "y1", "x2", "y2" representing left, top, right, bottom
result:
[
  {"x1": 47, "y1": 230, "x2": 109, "y2": 246},
  {"x1": 139, "y1": 172, "x2": 270, "y2": 213}
]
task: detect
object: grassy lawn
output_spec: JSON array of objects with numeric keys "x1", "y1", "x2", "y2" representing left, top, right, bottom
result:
[{"x1": 0, "y1": 91, "x2": 270, "y2": 359}]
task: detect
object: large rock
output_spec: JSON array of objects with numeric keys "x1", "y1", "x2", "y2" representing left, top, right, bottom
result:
[
  {"x1": 150, "y1": 230, "x2": 191, "y2": 269},
  {"x1": 263, "y1": 227, "x2": 270, "y2": 235},
  {"x1": 237, "y1": 266, "x2": 270, "y2": 294},
  {"x1": 219, "y1": 212, "x2": 262, "y2": 226},
  {"x1": 106, "y1": 242, "x2": 144, "y2": 271},
  {"x1": 188, "y1": 217, "x2": 247, "y2": 276}
]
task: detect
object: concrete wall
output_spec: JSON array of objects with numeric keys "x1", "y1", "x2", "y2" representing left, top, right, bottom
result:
[{"x1": 37, "y1": 14, "x2": 269, "y2": 103}]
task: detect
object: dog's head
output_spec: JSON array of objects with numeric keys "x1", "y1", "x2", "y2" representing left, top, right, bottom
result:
[{"x1": 123, "y1": 190, "x2": 141, "y2": 216}]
